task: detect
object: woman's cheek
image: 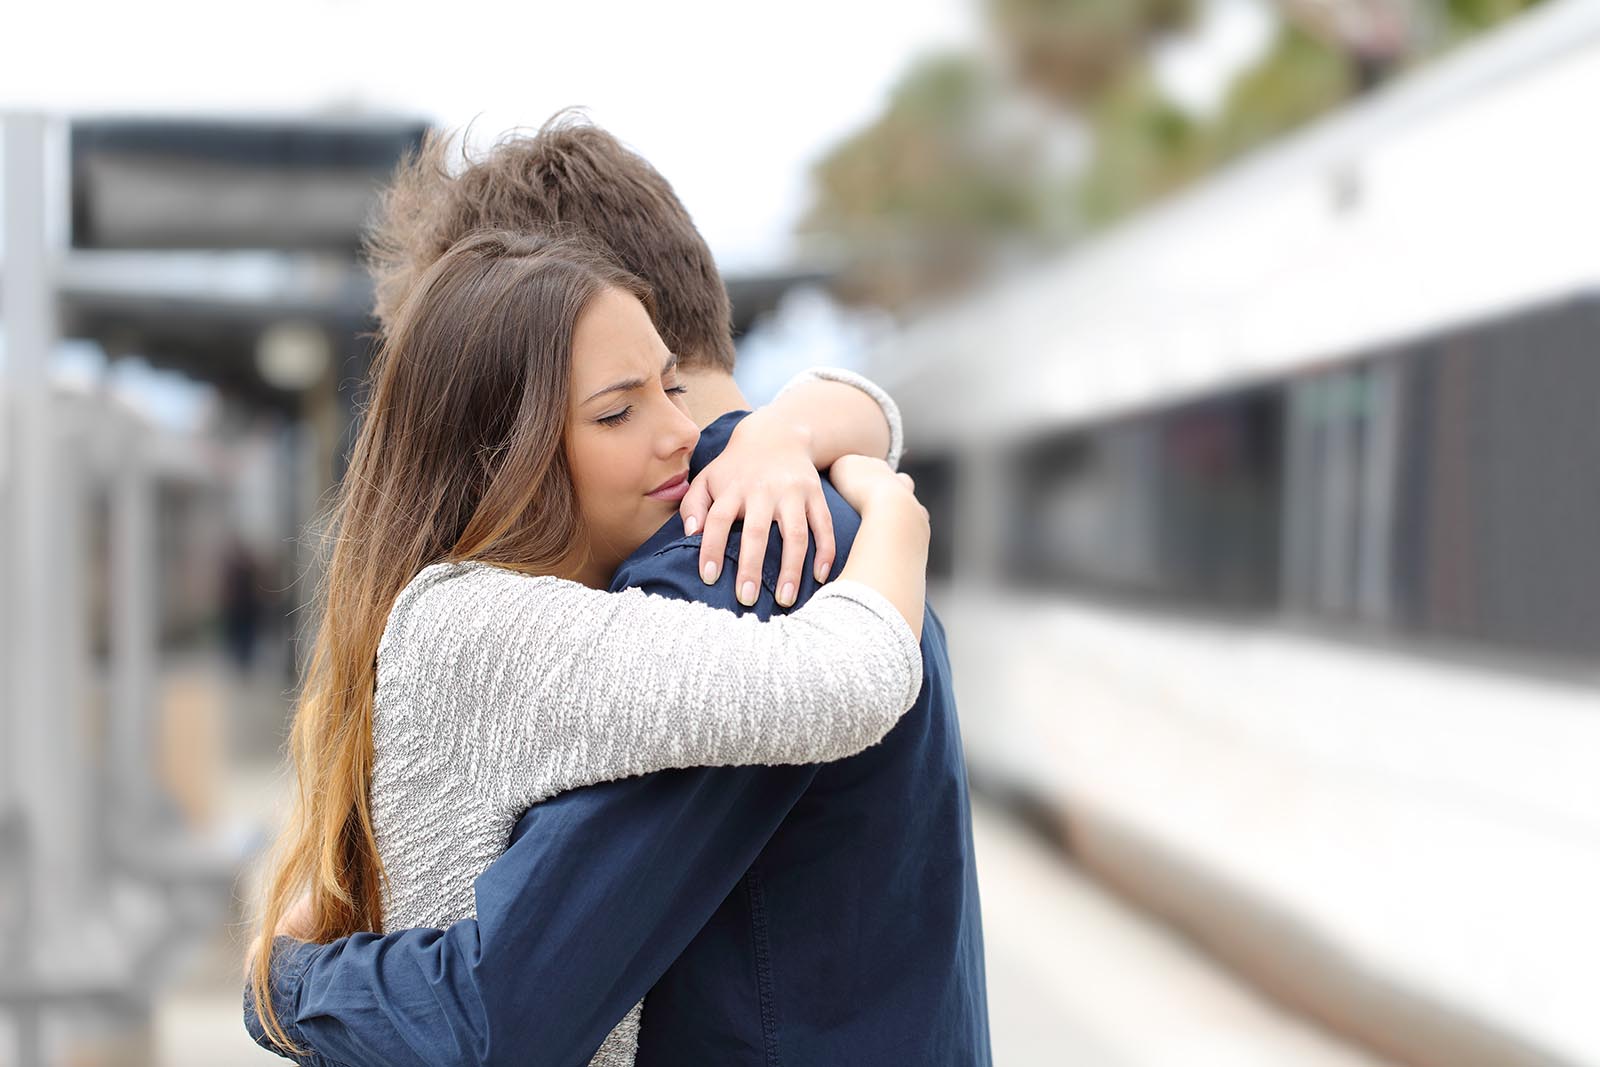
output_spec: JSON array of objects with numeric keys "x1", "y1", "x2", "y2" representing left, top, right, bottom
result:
[
  {"x1": 571, "y1": 430, "x2": 609, "y2": 520},
  {"x1": 601, "y1": 432, "x2": 637, "y2": 502}
]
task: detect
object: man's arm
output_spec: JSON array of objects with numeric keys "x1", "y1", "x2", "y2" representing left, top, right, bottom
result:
[
  {"x1": 251, "y1": 764, "x2": 814, "y2": 1067},
  {"x1": 247, "y1": 555, "x2": 817, "y2": 1067}
]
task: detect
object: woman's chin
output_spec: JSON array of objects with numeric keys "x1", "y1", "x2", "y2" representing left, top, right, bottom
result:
[
  {"x1": 645, "y1": 499, "x2": 681, "y2": 530},
  {"x1": 597, "y1": 508, "x2": 678, "y2": 565}
]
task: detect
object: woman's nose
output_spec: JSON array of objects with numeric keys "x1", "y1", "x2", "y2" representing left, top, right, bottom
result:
[{"x1": 657, "y1": 399, "x2": 700, "y2": 458}]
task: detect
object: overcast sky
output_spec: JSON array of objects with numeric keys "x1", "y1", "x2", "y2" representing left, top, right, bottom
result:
[{"x1": 4, "y1": 0, "x2": 979, "y2": 270}]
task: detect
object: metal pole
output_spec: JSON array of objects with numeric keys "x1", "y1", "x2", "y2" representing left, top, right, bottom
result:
[
  {"x1": 55, "y1": 404, "x2": 93, "y2": 898},
  {"x1": 3, "y1": 107, "x2": 59, "y2": 1067},
  {"x1": 110, "y1": 410, "x2": 159, "y2": 838},
  {"x1": 4, "y1": 110, "x2": 68, "y2": 914}
]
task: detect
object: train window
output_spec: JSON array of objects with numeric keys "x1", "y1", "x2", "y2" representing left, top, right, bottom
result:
[
  {"x1": 987, "y1": 293, "x2": 1600, "y2": 666},
  {"x1": 1005, "y1": 388, "x2": 1284, "y2": 611},
  {"x1": 1281, "y1": 294, "x2": 1600, "y2": 663},
  {"x1": 1281, "y1": 362, "x2": 1396, "y2": 624},
  {"x1": 1392, "y1": 297, "x2": 1600, "y2": 660}
]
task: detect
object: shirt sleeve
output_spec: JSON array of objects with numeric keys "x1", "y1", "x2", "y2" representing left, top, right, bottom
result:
[
  {"x1": 384, "y1": 566, "x2": 921, "y2": 810},
  {"x1": 773, "y1": 366, "x2": 905, "y2": 470},
  {"x1": 245, "y1": 565, "x2": 826, "y2": 1067},
  {"x1": 243, "y1": 766, "x2": 815, "y2": 1067},
  {"x1": 244, "y1": 938, "x2": 358, "y2": 1067}
]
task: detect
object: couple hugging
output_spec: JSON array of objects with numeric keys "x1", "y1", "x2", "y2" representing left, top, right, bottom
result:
[{"x1": 245, "y1": 113, "x2": 992, "y2": 1067}]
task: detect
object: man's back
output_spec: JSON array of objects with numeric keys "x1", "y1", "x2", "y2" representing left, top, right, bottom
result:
[
  {"x1": 634, "y1": 610, "x2": 986, "y2": 1064},
  {"x1": 611, "y1": 412, "x2": 989, "y2": 1065}
]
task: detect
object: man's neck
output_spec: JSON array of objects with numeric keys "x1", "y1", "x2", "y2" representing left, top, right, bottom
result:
[{"x1": 679, "y1": 368, "x2": 750, "y2": 428}]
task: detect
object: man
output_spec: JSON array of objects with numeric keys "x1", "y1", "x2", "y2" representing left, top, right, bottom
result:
[{"x1": 248, "y1": 115, "x2": 990, "y2": 1066}]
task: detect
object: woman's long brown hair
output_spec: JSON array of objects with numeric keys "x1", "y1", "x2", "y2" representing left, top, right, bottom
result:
[{"x1": 249, "y1": 229, "x2": 649, "y2": 1052}]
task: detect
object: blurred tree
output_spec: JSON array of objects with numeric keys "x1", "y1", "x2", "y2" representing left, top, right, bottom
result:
[
  {"x1": 1077, "y1": 71, "x2": 1211, "y2": 224},
  {"x1": 1443, "y1": 0, "x2": 1545, "y2": 32},
  {"x1": 1199, "y1": 22, "x2": 1355, "y2": 166},
  {"x1": 798, "y1": 54, "x2": 1078, "y2": 309},
  {"x1": 986, "y1": 0, "x2": 1196, "y2": 103},
  {"x1": 800, "y1": 0, "x2": 1547, "y2": 310},
  {"x1": 1184, "y1": 0, "x2": 1542, "y2": 181},
  {"x1": 1274, "y1": 0, "x2": 1420, "y2": 89}
]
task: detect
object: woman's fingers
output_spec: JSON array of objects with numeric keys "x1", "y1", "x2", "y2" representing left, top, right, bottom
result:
[
  {"x1": 698, "y1": 496, "x2": 740, "y2": 585},
  {"x1": 807, "y1": 491, "x2": 837, "y2": 586},
  {"x1": 679, "y1": 473, "x2": 713, "y2": 539},
  {"x1": 735, "y1": 495, "x2": 776, "y2": 606},
  {"x1": 687, "y1": 462, "x2": 839, "y2": 604},
  {"x1": 773, "y1": 496, "x2": 813, "y2": 608}
]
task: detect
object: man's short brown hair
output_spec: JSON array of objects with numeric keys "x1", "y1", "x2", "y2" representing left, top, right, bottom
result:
[{"x1": 366, "y1": 112, "x2": 736, "y2": 372}]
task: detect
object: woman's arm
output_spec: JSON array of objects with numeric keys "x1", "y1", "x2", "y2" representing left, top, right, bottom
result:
[
  {"x1": 766, "y1": 366, "x2": 903, "y2": 470},
  {"x1": 826, "y1": 455, "x2": 928, "y2": 639},
  {"x1": 385, "y1": 473, "x2": 927, "y2": 810},
  {"x1": 679, "y1": 366, "x2": 904, "y2": 608}
]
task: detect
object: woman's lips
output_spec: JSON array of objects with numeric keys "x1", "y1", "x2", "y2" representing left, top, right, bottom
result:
[{"x1": 646, "y1": 471, "x2": 690, "y2": 502}]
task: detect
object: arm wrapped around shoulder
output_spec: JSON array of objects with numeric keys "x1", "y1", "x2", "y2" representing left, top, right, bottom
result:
[
  {"x1": 530, "y1": 574, "x2": 924, "y2": 778},
  {"x1": 752, "y1": 577, "x2": 925, "y2": 756},
  {"x1": 385, "y1": 565, "x2": 923, "y2": 806},
  {"x1": 775, "y1": 366, "x2": 905, "y2": 470}
]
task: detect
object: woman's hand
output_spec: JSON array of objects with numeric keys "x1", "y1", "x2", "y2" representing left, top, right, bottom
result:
[
  {"x1": 829, "y1": 455, "x2": 929, "y2": 640},
  {"x1": 829, "y1": 455, "x2": 921, "y2": 523},
  {"x1": 243, "y1": 890, "x2": 315, "y2": 979},
  {"x1": 679, "y1": 411, "x2": 836, "y2": 608},
  {"x1": 278, "y1": 891, "x2": 316, "y2": 941}
]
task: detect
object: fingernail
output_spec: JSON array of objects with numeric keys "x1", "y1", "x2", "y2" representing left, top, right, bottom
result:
[
  {"x1": 817, "y1": 561, "x2": 831, "y2": 583},
  {"x1": 702, "y1": 559, "x2": 719, "y2": 584},
  {"x1": 684, "y1": 515, "x2": 698, "y2": 536},
  {"x1": 780, "y1": 582, "x2": 795, "y2": 607},
  {"x1": 739, "y1": 581, "x2": 757, "y2": 606}
]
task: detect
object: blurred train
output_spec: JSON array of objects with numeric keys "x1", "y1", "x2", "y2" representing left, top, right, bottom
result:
[{"x1": 875, "y1": 3, "x2": 1600, "y2": 1066}]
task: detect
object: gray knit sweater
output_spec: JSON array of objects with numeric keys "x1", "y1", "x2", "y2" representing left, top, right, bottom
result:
[{"x1": 371, "y1": 559, "x2": 921, "y2": 1061}]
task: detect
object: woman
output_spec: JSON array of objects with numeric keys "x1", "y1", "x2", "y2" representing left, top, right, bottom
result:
[{"x1": 249, "y1": 229, "x2": 930, "y2": 1064}]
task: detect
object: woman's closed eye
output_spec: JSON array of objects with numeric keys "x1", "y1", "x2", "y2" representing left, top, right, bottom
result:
[{"x1": 597, "y1": 385, "x2": 688, "y2": 428}]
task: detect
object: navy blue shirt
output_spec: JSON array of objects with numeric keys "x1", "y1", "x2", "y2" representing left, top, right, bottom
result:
[{"x1": 247, "y1": 412, "x2": 990, "y2": 1066}]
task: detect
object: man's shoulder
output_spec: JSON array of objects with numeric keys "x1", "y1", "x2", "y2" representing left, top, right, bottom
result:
[{"x1": 612, "y1": 529, "x2": 704, "y2": 589}]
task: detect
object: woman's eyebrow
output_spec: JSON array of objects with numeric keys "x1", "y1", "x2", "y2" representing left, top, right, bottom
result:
[{"x1": 582, "y1": 354, "x2": 679, "y2": 405}]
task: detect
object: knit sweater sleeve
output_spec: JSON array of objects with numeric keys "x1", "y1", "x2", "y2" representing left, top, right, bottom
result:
[{"x1": 376, "y1": 563, "x2": 923, "y2": 808}]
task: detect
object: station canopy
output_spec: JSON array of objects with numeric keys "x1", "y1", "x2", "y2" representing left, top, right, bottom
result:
[{"x1": 46, "y1": 119, "x2": 826, "y2": 409}]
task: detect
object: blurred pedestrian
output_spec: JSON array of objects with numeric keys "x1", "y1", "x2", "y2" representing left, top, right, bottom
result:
[{"x1": 221, "y1": 532, "x2": 263, "y2": 673}]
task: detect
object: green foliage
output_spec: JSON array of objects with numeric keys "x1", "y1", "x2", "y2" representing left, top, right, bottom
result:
[
  {"x1": 1074, "y1": 19, "x2": 1366, "y2": 226},
  {"x1": 1445, "y1": 0, "x2": 1544, "y2": 33},
  {"x1": 800, "y1": 0, "x2": 1550, "y2": 307},
  {"x1": 801, "y1": 53, "x2": 1077, "y2": 307},
  {"x1": 1204, "y1": 24, "x2": 1354, "y2": 164},
  {"x1": 1077, "y1": 71, "x2": 1209, "y2": 223},
  {"x1": 803, "y1": 55, "x2": 1049, "y2": 237},
  {"x1": 987, "y1": 0, "x2": 1196, "y2": 101}
]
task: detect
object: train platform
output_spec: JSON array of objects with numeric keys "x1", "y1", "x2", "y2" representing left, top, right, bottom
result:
[
  {"x1": 31, "y1": 620, "x2": 1592, "y2": 1066},
  {"x1": 974, "y1": 800, "x2": 1385, "y2": 1066},
  {"x1": 138, "y1": 789, "x2": 1386, "y2": 1066},
  {"x1": 65, "y1": 642, "x2": 1392, "y2": 1065}
]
